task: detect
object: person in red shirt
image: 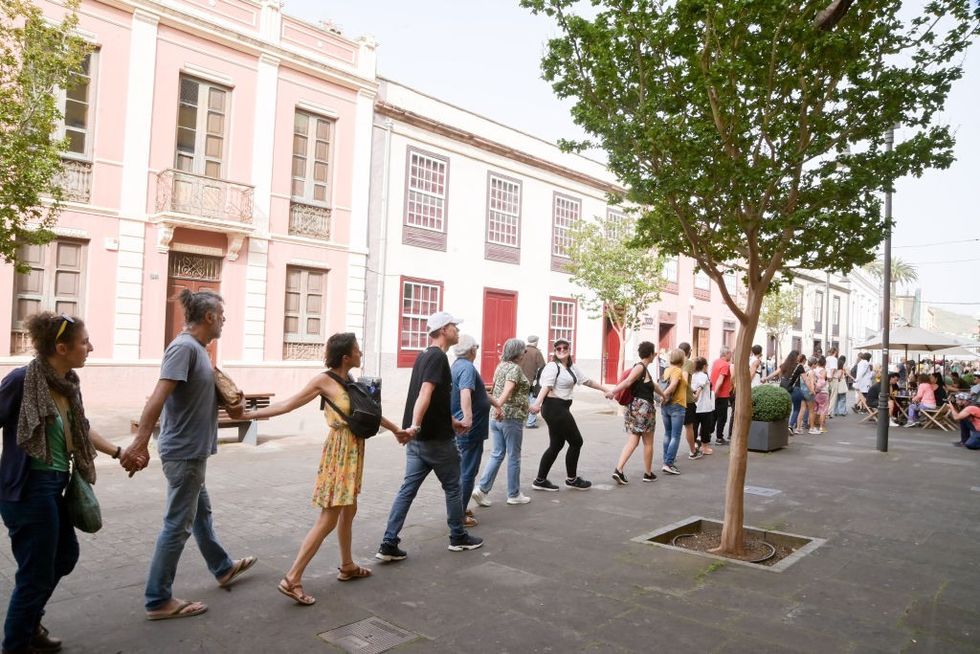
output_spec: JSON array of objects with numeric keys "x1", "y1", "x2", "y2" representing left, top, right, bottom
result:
[
  {"x1": 950, "y1": 394, "x2": 980, "y2": 449},
  {"x1": 709, "y1": 347, "x2": 733, "y2": 445}
]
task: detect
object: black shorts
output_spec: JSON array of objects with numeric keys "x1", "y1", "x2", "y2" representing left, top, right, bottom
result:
[{"x1": 684, "y1": 402, "x2": 697, "y2": 425}]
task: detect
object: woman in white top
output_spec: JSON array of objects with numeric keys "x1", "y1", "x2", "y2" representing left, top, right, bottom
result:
[
  {"x1": 529, "y1": 338, "x2": 611, "y2": 491},
  {"x1": 749, "y1": 344, "x2": 764, "y2": 388},
  {"x1": 691, "y1": 357, "x2": 715, "y2": 456}
]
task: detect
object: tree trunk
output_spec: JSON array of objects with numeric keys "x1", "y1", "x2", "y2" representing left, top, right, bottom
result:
[
  {"x1": 714, "y1": 287, "x2": 765, "y2": 555},
  {"x1": 616, "y1": 325, "x2": 627, "y2": 377}
]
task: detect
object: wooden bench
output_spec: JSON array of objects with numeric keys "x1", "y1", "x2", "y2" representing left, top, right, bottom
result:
[{"x1": 131, "y1": 393, "x2": 275, "y2": 446}]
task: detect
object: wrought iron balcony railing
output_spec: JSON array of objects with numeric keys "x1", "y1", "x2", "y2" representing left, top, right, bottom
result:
[
  {"x1": 56, "y1": 158, "x2": 93, "y2": 203},
  {"x1": 155, "y1": 169, "x2": 254, "y2": 224},
  {"x1": 288, "y1": 200, "x2": 331, "y2": 240}
]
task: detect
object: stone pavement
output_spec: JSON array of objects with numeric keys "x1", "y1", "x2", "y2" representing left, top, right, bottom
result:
[{"x1": 2, "y1": 400, "x2": 979, "y2": 653}]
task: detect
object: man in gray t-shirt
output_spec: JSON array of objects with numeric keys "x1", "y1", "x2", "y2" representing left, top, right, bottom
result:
[{"x1": 124, "y1": 290, "x2": 255, "y2": 621}]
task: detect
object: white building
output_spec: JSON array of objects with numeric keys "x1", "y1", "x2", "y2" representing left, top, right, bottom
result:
[{"x1": 362, "y1": 79, "x2": 740, "y2": 397}]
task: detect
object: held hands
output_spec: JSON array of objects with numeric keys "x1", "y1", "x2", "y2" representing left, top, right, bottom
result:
[
  {"x1": 604, "y1": 391, "x2": 615, "y2": 400},
  {"x1": 493, "y1": 407, "x2": 504, "y2": 421},
  {"x1": 120, "y1": 442, "x2": 150, "y2": 477},
  {"x1": 393, "y1": 428, "x2": 413, "y2": 445},
  {"x1": 224, "y1": 400, "x2": 246, "y2": 420},
  {"x1": 452, "y1": 418, "x2": 469, "y2": 435},
  {"x1": 528, "y1": 403, "x2": 541, "y2": 415}
]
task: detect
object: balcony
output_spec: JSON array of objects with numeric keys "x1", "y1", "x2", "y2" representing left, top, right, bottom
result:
[
  {"x1": 288, "y1": 200, "x2": 331, "y2": 240},
  {"x1": 55, "y1": 158, "x2": 92, "y2": 203},
  {"x1": 154, "y1": 169, "x2": 254, "y2": 226}
]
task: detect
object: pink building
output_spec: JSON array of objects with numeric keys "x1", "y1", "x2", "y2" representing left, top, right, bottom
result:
[{"x1": 0, "y1": 0, "x2": 378, "y2": 406}]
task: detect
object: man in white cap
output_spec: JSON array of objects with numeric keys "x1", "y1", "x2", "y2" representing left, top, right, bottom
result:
[
  {"x1": 376, "y1": 311, "x2": 483, "y2": 561},
  {"x1": 520, "y1": 335, "x2": 546, "y2": 428}
]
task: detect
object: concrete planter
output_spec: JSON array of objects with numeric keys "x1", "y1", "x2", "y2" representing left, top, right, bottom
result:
[{"x1": 747, "y1": 419, "x2": 789, "y2": 452}]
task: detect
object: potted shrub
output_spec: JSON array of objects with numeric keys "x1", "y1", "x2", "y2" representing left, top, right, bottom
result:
[{"x1": 748, "y1": 384, "x2": 792, "y2": 452}]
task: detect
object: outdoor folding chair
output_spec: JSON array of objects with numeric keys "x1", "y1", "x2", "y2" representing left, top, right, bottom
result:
[{"x1": 920, "y1": 404, "x2": 951, "y2": 431}]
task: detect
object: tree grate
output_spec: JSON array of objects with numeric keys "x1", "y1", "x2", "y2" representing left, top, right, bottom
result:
[{"x1": 318, "y1": 617, "x2": 419, "y2": 654}]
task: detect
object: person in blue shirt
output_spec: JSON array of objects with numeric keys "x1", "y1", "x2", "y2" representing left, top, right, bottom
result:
[{"x1": 450, "y1": 335, "x2": 497, "y2": 527}]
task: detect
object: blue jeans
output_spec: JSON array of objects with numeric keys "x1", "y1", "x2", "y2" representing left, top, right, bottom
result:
[
  {"x1": 966, "y1": 430, "x2": 980, "y2": 450},
  {"x1": 145, "y1": 458, "x2": 233, "y2": 610},
  {"x1": 456, "y1": 434, "x2": 485, "y2": 511},
  {"x1": 834, "y1": 390, "x2": 848, "y2": 416},
  {"x1": 790, "y1": 387, "x2": 803, "y2": 428},
  {"x1": 381, "y1": 439, "x2": 466, "y2": 546},
  {"x1": 526, "y1": 393, "x2": 538, "y2": 427},
  {"x1": 0, "y1": 471, "x2": 77, "y2": 652},
  {"x1": 661, "y1": 403, "x2": 685, "y2": 466},
  {"x1": 478, "y1": 418, "x2": 524, "y2": 498}
]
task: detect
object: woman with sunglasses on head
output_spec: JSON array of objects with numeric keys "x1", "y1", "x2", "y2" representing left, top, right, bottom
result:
[
  {"x1": 529, "y1": 339, "x2": 612, "y2": 492},
  {"x1": 1, "y1": 313, "x2": 142, "y2": 654}
]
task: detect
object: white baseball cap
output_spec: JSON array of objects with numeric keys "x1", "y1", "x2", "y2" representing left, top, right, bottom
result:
[{"x1": 427, "y1": 311, "x2": 463, "y2": 332}]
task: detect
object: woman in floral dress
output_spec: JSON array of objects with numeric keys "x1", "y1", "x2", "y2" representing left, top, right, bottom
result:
[{"x1": 245, "y1": 333, "x2": 408, "y2": 605}]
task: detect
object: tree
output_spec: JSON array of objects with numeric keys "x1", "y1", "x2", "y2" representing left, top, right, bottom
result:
[
  {"x1": 566, "y1": 212, "x2": 666, "y2": 375},
  {"x1": 0, "y1": 0, "x2": 89, "y2": 272},
  {"x1": 760, "y1": 286, "x2": 799, "y2": 363},
  {"x1": 523, "y1": 0, "x2": 977, "y2": 553},
  {"x1": 864, "y1": 257, "x2": 919, "y2": 300}
]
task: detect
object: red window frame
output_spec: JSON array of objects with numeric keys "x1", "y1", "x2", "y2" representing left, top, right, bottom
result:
[
  {"x1": 547, "y1": 296, "x2": 577, "y2": 357},
  {"x1": 397, "y1": 276, "x2": 444, "y2": 367}
]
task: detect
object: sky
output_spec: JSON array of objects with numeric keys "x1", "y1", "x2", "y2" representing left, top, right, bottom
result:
[{"x1": 287, "y1": 0, "x2": 980, "y2": 321}]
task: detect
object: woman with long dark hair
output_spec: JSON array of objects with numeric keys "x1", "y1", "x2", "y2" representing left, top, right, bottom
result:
[
  {"x1": 765, "y1": 350, "x2": 804, "y2": 434},
  {"x1": 243, "y1": 333, "x2": 409, "y2": 605},
  {"x1": 607, "y1": 341, "x2": 665, "y2": 484},
  {"x1": 1, "y1": 313, "x2": 138, "y2": 652},
  {"x1": 529, "y1": 339, "x2": 611, "y2": 491}
]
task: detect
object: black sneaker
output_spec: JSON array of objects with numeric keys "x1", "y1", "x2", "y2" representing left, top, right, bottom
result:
[
  {"x1": 953, "y1": 441, "x2": 965, "y2": 447},
  {"x1": 565, "y1": 477, "x2": 592, "y2": 490},
  {"x1": 448, "y1": 534, "x2": 484, "y2": 551},
  {"x1": 532, "y1": 478, "x2": 559, "y2": 492},
  {"x1": 661, "y1": 464, "x2": 681, "y2": 475},
  {"x1": 642, "y1": 472, "x2": 657, "y2": 482},
  {"x1": 375, "y1": 543, "x2": 407, "y2": 561},
  {"x1": 612, "y1": 469, "x2": 629, "y2": 485},
  {"x1": 715, "y1": 438, "x2": 729, "y2": 446}
]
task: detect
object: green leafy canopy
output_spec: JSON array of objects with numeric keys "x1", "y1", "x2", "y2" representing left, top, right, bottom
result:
[
  {"x1": 522, "y1": 0, "x2": 977, "y2": 318},
  {"x1": 565, "y1": 212, "x2": 666, "y2": 334},
  {"x1": 0, "y1": 0, "x2": 90, "y2": 272}
]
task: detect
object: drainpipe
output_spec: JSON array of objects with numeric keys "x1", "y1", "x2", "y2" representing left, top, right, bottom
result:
[{"x1": 372, "y1": 118, "x2": 394, "y2": 374}]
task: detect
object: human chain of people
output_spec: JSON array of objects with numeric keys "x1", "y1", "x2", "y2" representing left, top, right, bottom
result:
[{"x1": 2, "y1": 290, "x2": 979, "y2": 653}]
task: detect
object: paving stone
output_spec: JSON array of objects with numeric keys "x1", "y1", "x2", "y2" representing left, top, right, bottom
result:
[{"x1": 901, "y1": 599, "x2": 980, "y2": 646}]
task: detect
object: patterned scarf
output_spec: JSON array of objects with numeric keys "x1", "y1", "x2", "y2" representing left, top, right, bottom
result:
[{"x1": 16, "y1": 356, "x2": 97, "y2": 484}]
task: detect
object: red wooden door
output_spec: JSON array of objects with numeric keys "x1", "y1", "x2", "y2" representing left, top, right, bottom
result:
[
  {"x1": 603, "y1": 317, "x2": 621, "y2": 383},
  {"x1": 481, "y1": 289, "x2": 517, "y2": 377},
  {"x1": 166, "y1": 253, "x2": 221, "y2": 364}
]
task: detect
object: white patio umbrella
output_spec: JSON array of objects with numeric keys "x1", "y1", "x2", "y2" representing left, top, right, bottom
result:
[{"x1": 854, "y1": 325, "x2": 962, "y2": 353}]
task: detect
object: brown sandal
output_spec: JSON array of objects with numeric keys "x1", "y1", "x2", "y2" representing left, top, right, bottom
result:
[
  {"x1": 277, "y1": 577, "x2": 316, "y2": 605},
  {"x1": 337, "y1": 562, "x2": 372, "y2": 582}
]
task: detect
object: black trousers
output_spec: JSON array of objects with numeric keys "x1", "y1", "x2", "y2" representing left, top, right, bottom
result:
[
  {"x1": 714, "y1": 397, "x2": 731, "y2": 442},
  {"x1": 694, "y1": 411, "x2": 715, "y2": 443},
  {"x1": 537, "y1": 397, "x2": 583, "y2": 479}
]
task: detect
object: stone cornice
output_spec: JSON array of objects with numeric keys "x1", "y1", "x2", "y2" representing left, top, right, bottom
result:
[{"x1": 375, "y1": 101, "x2": 625, "y2": 196}]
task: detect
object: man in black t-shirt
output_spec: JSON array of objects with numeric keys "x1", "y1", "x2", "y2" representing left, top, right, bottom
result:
[{"x1": 377, "y1": 311, "x2": 484, "y2": 561}]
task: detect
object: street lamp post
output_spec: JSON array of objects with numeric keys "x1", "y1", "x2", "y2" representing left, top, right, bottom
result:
[{"x1": 876, "y1": 126, "x2": 895, "y2": 453}]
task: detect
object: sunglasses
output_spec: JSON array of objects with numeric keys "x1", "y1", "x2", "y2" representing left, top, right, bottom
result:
[
  {"x1": 555, "y1": 345, "x2": 569, "y2": 352},
  {"x1": 55, "y1": 314, "x2": 75, "y2": 340}
]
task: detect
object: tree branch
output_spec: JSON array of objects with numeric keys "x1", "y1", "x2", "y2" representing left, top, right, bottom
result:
[{"x1": 813, "y1": 0, "x2": 855, "y2": 32}]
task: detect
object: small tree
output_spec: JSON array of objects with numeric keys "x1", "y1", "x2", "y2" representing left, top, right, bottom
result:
[
  {"x1": 566, "y1": 212, "x2": 666, "y2": 375},
  {"x1": 523, "y1": 0, "x2": 977, "y2": 553},
  {"x1": 760, "y1": 286, "x2": 799, "y2": 363},
  {"x1": 0, "y1": 0, "x2": 89, "y2": 271}
]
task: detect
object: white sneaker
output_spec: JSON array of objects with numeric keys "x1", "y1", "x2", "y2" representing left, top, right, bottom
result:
[
  {"x1": 889, "y1": 420, "x2": 899, "y2": 427},
  {"x1": 471, "y1": 488, "x2": 492, "y2": 507},
  {"x1": 506, "y1": 493, "x2": 531, "y2": 505},
  {"x1": 808, "y1": 428, "x2": 820, "y2": 435}
]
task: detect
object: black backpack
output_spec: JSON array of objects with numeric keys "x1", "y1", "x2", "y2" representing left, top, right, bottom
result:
[
  {"x1": 530, "y1": 364, "x2": 546, "y2": 396},
  {"x1": 320, "y1": 371, "x2": 382, "y2": 438}
]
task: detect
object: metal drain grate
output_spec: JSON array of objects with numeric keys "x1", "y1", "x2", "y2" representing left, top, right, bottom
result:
[
  {"x1": 744, "y1": 485, "x2": 781, "y2": 497},
  {"x1": 318, "y1": 617, "x2": 419, "y2": 654}
]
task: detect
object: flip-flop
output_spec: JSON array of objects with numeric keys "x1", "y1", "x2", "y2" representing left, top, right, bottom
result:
[
  {"x1": 146, "y1": 600, "x2": 208, "y2": 621},
  {"x1": 218, "y1": 556, "x2": 257, "y2": 588},
  {"x1": 277, "y1": 577, "x2": 316, "y2": 605},
  {"x1": 337, "y1": 563, "x2": 372, "y2": 582}
]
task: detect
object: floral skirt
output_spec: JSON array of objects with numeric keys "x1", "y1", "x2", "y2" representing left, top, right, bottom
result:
[
  {"x1": 625, "y1": 397, "x2": 656, "y2": 434},
  {"x1": 312, "y1": 424, "x2": 365, "y2": 509}
]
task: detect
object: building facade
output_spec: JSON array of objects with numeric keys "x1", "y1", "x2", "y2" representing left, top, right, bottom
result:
[
  {"x1": 0, "y1": 0, "x2": 378, "y2": 405},
  {"x1": 363, "y1": 80, "x2": 741, "y2": 398}
]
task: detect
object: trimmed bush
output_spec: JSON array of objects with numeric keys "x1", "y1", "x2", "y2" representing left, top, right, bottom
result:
[{"x1": 751, "y1": 384, "x2": 792, "y2": 422}]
